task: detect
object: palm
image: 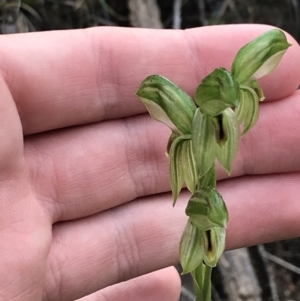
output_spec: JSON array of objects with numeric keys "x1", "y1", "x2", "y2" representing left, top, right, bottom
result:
[{"x1": 1, "y1": 24, "x2": 300, "y2": 301}]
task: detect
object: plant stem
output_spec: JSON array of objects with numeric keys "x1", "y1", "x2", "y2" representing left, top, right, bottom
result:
[
  {"x1": 199, "y1": 163, "x2": 216, "y2": 189},
  {"x1": 202, "y1": 265, "x2": 212, "y2": 301},
  {"x1": 192, "y1": 163, "x2": 216, "y2": 301},
  {"x1": 192, "y1": 263, "x2": 212, "y2": 301}
]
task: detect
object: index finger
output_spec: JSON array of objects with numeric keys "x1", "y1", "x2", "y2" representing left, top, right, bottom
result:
[{"x1": 1, "y1": 24, "x2": 299, "y2": 134}]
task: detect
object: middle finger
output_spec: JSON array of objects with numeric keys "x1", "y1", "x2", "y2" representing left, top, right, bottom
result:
[{"x1": 25, "y1": 91, "x2": 300, "y2": 222}]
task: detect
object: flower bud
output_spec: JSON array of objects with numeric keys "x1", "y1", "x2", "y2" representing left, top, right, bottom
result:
[
  {"x1": 185, "y1": 188, "x2": 228, "y2": 231},
  {"x1": 232, "y1": 29, "x2": 291, "y2": 84},
  {"x1": 195, "y1": 68, "x2": 240, "y2": 116},
  {"x1": 137, "y1": 75, "x2": 196, "y2": 134}
]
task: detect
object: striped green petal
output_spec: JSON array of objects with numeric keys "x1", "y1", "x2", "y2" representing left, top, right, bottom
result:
[
  {"x1": 236, "y1": 86, "x2": 260, "y2": 136},
  {"x1": 169, "y1": 134, "x2": 190, "y2": 205},
  {"x1": 202, "y1": 227, "x2": 226, "y2": 267},
  {"x1": 180, "y1": 219, "x2": 204, "y2": 274},
  {"x1": 192, "y1": 108, "x2": 216, "y2": 178},
  {"x1": 215, "y1": 108, "x2": 240, "y2": 174},
  {"x1": 182, "y1": 139, "x2": 198, "y2": 194}
]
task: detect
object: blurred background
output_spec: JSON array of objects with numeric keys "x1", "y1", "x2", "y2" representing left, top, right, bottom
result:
[
  {"x1": 1, "y1": 0, "x2": 300, "y2": 39},
  {"x1": 1, "y1": 1, "x2": 300, "y2": 300}
]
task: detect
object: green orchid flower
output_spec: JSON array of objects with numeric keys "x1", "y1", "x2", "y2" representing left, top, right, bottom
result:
[{"x1": 136, "y1": 29, "x2": 290, "y2": 301}]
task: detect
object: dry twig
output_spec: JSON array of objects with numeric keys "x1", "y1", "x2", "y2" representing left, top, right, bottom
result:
[
  {"x1": 128, "y1": 0, "x2": 162, "y2": 28},
  {"x1": 172, "y1": 0, "x2": 182, "y2": 29},
  {"x1": 262, "y1": 247, "x2": 300, "y2": 275},
  {"x1": 258, "y1": 245, "x2": 280, "y2": 301},
  {"x1": 196, "y1": 0, "x2": 207, "y2": 26}
]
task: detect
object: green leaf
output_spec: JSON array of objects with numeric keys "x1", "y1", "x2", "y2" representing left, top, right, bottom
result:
[
  {"x1": 192, "y1": 108, "x2": 216, "y2": 178},
  {"x1": 169, "y1": 135, "x2": 190, "y2": 205},
  {"x1": 137, "y1": 75, "x2": 197, "y2": 134},
  {"x1": 185, "y1": 188, "x2": 229, "y2": 231},
  {"x1": 192, "y1": 263, "x2": 212, "y2": 301},
  {"x1": 232, "y1": 29, "x2": 291, "y2": 84},
  {"x1": 182, "y1": 140, "x2": 198, "y2": 194},
  {"x1": 215, "y1": 108, "x2": 240, "y2": 173},
  {"x1": 195, "y1": 68, "x2": 240, "y2": 116},
  {"x1": 202, "y1": 227, "x2": 226, "y2": 267},
  {"x1": 180, "y1": 220, "x2": 204, "y2": 274},
  {"x1": 236, "y1": 87, "x2": 260, "y2": 135}
]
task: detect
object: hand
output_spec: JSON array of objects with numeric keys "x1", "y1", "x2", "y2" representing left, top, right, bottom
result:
[{"x1": 0, "y1": 24, "x2": 299, "y2": 301}]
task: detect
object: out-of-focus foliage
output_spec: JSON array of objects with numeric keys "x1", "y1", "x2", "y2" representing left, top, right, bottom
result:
[
  {"x1": 0, "y1": 0, "x2": 130, "y2": 33},
  {"x1": 0, "y1": 0, "x2": 299, "y2": 42}
]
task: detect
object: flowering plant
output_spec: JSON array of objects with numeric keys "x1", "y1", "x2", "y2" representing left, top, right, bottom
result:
[{"x1": 137, "y1": 29, "x2": 290, "y2": 301}]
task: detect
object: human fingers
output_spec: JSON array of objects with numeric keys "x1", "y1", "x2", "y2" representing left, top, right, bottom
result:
[
  {"x1": 75, "y1": 267, "x2": 181, "y2": 301},
  {"x1": 220, "y1": 173, "x2": 300, "y2": 249},
  {"x1": 0, "y1": 73, "x2": 52, "y2": 300},
  {"x1": 44, "y1": 193, "x2": 186, "y2": 301},
  {"x1": 2, "y1": 24, "x2": 299, "y2": 135},
  {"x1": 25, "y1": 91, "x2": 300, "y2": 222},
  {"x1": 44, "y1": 172, "x2": 300, "y2": 300}
]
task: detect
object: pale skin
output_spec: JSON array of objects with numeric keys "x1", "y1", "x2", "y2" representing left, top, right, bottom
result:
[{"x1": 1, "y1": 23, "x2": 300, "y2": 301}]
